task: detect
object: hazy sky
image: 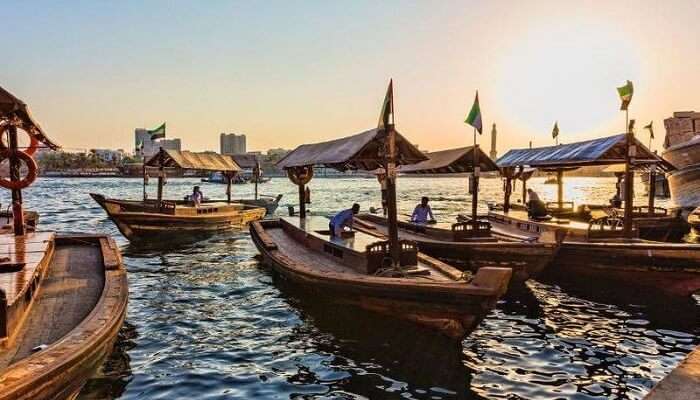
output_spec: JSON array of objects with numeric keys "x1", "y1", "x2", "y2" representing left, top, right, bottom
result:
[{"x1": 4, "y1": 1, "x2": 700, "y2": 154}]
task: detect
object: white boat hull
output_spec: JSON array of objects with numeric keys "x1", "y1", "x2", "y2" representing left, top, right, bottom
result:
[{"x1": 668, "y1": 164, "x2": 700, "y2": 209}]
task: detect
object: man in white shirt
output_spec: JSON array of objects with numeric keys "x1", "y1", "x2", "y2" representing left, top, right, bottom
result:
[{"x1": 411, "y1": 196, "x2": 436, "y2": 224}]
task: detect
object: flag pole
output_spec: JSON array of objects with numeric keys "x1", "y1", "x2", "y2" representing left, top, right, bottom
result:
[{"x1": 471, "y1": 126, "x2": 479, "y2": 226}]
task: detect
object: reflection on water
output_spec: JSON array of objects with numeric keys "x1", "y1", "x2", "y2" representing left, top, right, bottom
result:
[{"x1": 1, "y1": 177, "x2": 696, "y2": 400}]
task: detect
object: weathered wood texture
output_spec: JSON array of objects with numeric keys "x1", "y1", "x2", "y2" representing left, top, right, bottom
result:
[
  {"x1": 0, "y1": 234, "x2": 128, "y2": 400},
  {"x1": 355, "y1": 214, "x2": 556, "y2": 283},
  {"x1": 250, "y1": 217, "x2": 512, "y2": 339}
]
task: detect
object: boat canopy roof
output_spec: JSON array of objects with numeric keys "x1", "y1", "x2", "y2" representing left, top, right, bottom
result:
[
  {"x1": 400, "y1": 146, "x2": 498, "y2": 174},
  {"x1": 230, "y1": 154, "x2": 259, "y2": 169},
  {"x1": 146, "y1": 148, "x2": 242, "y2": 172},
  {"x1": 0, "y1": 85, "x2": 59, "y2": 150},
  {"x1": 276, "y1": 128, "x2": 427, "y2": 171},
  {"x1": 497, "y1": 134, "x2": 673, "y2": 171}
]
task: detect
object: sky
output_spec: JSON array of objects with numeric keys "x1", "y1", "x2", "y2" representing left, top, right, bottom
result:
[{"x1": 3, "y1": 0, "x2": 700, "y2": 155}]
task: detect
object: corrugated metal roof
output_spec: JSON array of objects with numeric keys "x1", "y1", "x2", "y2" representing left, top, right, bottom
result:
[
  {"x1": 231, "y1": 154, "x2": 259, "y2": 169},
  {"x1": 276, "y1": 128, "x2": 427, "y2": 171},
  {"x1": 146, "y1": 149, "x2": 241, "y2": 172},
  {"x1": 400, "y1": 146, "x2": 499, "y2": 174},
  {"x1": 496, "y1": 134, "x2": 671, "y2": 170},
  {"x1": 0, "y1": 85, "x2": 60, "y2": 150}
]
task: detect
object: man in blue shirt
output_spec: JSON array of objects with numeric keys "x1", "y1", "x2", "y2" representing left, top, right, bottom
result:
[
  {"x1": 411, "y1": 196, "x2": 436, "y2": 224},
  {"x1": 329, "y1": 203, "x2": 360, "y2": 237}
]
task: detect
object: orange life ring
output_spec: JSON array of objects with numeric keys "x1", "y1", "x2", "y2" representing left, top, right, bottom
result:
[
  {"x1": 0, "y1": 127, "x2": 40, "y2": 156},
  {"x1": 0, "y1": 149, "x2": 38, "y2": 190}
]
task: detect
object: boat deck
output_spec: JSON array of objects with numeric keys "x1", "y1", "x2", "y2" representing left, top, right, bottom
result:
[
  {"x1": 269, "y1": 216, "x2": 454, "y2": 282},
  {"x1": 0, "y1": 232, "x2": 55, "y2": 307},
  {"x1": 0, "y1": 241, "x2": 104, "y2": 368}
]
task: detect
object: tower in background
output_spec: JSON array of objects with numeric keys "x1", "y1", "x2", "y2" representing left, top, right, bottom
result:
[
  {"x1": 489, "y1": 123, "x2": 497, "y2": 160},
  {"x1": 220, "y1": 133, "x2": 246, "y2": 155}
]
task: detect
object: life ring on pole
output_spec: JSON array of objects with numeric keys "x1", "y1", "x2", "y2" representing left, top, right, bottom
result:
[
  {"x1": 0, "y1": 127, "x2": 40, "y2": 156},
  {"x1": 0, "y1": 150, "x2": 38, "y2": 190}
]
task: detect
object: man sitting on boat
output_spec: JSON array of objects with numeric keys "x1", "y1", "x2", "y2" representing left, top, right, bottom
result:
[
  {"x1": 191, "y1": 186, "x2": 204, "y2": 206},
  {"x1": 526, "y1": 188, "x2": 548, "y2": 219},
  {"x1": 411, "y1": 196, "x2": 436, "y2": 224},
  {"x1": 329, "y1": 203, "x2": 360, "y2": 237}
]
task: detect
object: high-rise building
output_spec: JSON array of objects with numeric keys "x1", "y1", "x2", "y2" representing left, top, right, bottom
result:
[
  {"x1": 489, "y1": 123, "x2": 498, "y2": 160},
  {"x1": 220, "y1": 133, "x2": 246, "y2": 155}
]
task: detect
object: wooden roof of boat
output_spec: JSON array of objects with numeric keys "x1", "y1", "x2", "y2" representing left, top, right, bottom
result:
[
  {"x1": 145, "y1": 148, "x2": 242, "y2": 172},
  {"x1": 230, "y1": 154, "x2": 259, "y2": 169},
  {"x1": 276, "y1": 128, "x2": 427, "y2": 171},
  {"x1": 497, "y1": 134, "x2": 673, "y2": 171},
  {"x1": 0, "y1": 85, "x2": 59, "y2": 150},
  {"x1": 400, "y1": 146, "x2": 499, "y2": 174}
]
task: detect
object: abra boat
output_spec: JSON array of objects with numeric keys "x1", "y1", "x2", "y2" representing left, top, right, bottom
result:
[
  {"x1": 354, "y1": 213, "x2": 556, "y2": 283},
  {"x1": 354, "y1": 146, "x2": 558, "y2": 283},
  {"x1": 0, "y1": 85, "x2": 128, "y2": 399},
  {"x1": 252, "y1": 82, "x2": 513, "y2": 339},
  {"x1": 494, "y1": 133, "x2": 700, "y2": 296},
  {"x1": 92, "y1": 148, "x2": 266, "y2": 242}
]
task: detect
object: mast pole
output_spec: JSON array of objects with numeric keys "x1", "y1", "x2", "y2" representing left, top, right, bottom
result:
[
  {"x1": 386, "y1": 122, "x2": 400, "y2": 266},
  {"x1": 8, "y1": 125, "x2": 25, "y2": 236},
  {"x1": 471, "y1": 127, "x2": 479, "y2": 226},
  {"x1": 142, "y1": 151, "x2": 147, "y2": 201},
  {"x1": 156, "y1": 148, "x2": 164, "y2": 205},
  {"x1": 648, "y1": 164, "x2": 656, "y2": 215},
  {"x1": 254, "y1": 162, "x2": 259, "y2": 200},
  {"x1": 623, "y1": 120, "x2": 635, "y2": 238},
  {"x1": 226, "y1": 173, "x2": 232, "y2": 203},
  {"x1": 557, "y1": 169, "x2": 564, "y2": 209}
]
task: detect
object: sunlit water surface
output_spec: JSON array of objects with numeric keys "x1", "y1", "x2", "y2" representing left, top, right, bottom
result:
[{"x1": 3, "y1": 177, "x2": 698, "y2": 400}]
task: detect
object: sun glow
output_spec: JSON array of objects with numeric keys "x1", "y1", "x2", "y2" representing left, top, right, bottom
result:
[{"x1": 494, "y1": 19, "x2": 642, "y2": 145}]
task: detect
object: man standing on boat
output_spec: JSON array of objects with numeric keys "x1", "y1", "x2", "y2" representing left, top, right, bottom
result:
[
  {"x1": 329, "y1": 203, "x2": 360, "y2": 237},
  {"x1": 411, "y1": 196, "x2": 436, "y2": 224}
]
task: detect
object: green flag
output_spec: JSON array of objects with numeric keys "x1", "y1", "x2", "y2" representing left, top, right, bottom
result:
[
  {"x1": 465, "y1": 91, "x2": 482, "y2": 134},
  {"x1": 377, "y1": 79, "x2": 394, "y2": 130},
  {"x1": 552, "y1": 121, "x2": 559, "y2": 139},
  {"x1": 616, "y1": 80, "x2": 633, "y2": 111},
  {"x1": 148, "y1": 122, "x2": 166, "y2": 140},
  {"x1": 644, "y1": 120, "x2": 654, "y2": 139}
]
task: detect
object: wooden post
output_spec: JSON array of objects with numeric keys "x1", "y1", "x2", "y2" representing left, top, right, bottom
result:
[
  {"x1": 254, "y1": 163, "x2": 259, "y2": 200},
  {"x1": 556, "y1": 169, "x2": 564, "y2": 210},
  {"x1": 520, "y1": 166, "x2": 527, "y2": 204},
  {"x1": 226, "y1": 173, "x2": 232, "y2": 203},
  {"x1": 8, "y1": 125, "x2": 25, "y2": 236},
  {"x1": 503, "y1": 176, "x2": 511, "y2": 213},
  {"x1": 142, "y1": 153, "x2": 147, "y2": 201},
  {"x1": 386, "y1": 124, "x2": 400, "y2": 266},
  {"x1": 648, "y1": 164, "x2": 656, "y2": 216},
  {"x1": 298, "y1": 183, "x2": 306, "y2": 219},
  {"x1": 623, "y1": 122, "x2": 635, "y2": 238}
]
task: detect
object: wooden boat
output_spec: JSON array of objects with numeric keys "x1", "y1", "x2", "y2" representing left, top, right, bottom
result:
[
  {"x1": 232, "y1": 194, "x2": 282, "y2": 216},
  {"x1": 354, "y1": 213, "x2": 556, "y2": 283},
  {"x1": 689, "y1": 206, "x2": 700, "y2": 231},
  {"x1": 251, "y1": 216, "x2": 511, "y2": 339},
  {"x1": 91, "y1": 148, "x2": 266, "y2": 242},
  {"x1": 91, "y1": 194, "x2": 265, "y2": 241},
  {"x1": 0, "y1": 210, "x2": 38, "y2": 233},
  {"x1": 264, "y1": 82, "x2": 512, "y2": 339},
  {"x1": 662, "y1": 111, "x2": 700, "y2": 209},
  {"x1": 0, "y1": 85, "x2": 128, "y2": 399},
  {"x1": 495, "y1": 133, "x2": 700, "y2": 296},
  {"x1": 0, "y1": 232, "x2": 128, "y2": 400},
  {"x1": 483, "y1": 208, "x2": 700, "y2": 297}
]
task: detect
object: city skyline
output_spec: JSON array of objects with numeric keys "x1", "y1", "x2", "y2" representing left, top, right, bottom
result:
[{"x1": 4, "y1": 1, "x2": 700, "y2": 155}]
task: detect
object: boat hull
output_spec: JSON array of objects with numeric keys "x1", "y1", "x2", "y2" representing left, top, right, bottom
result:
[
  {"x1": 91, "y1": 193, "x2": 266, "y2": 241},
  {"x1": 250, "y1": 219, "x2": 511, "y2": 339},
  {"x1": 485, "y1": 212, "x2": 700, "y2": 296},
  {"x1": 667, "y1": 164, "x2": 700, "y2": 209},
  {"x1": 662, "y1": 138, "x2": 700, "y2": 170},
  {"x1": 0, "y1": 234, "x2": 128, "y2": 400}
]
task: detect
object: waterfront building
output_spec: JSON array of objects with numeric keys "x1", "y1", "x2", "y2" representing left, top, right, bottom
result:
[
  {"x1": 220, "y1": 133, "x2": 246, "y2": 155},
  {"x1": 91, "y1": 149, "x2": 125, "y2": 163}
]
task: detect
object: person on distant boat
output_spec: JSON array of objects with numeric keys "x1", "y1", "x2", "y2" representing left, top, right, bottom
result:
[
  {"x1": 411, "y1": 196, "x2": 436, "y2": 224},
  {"x1": 526, "y1": 188, "x2": 547, "y2": 218},
  {"x1": 329, "y1": 203, "x2": 360, "y2": 237},
  {"x1": 610, "y1": 192, "x2": 622, "y2": 208},
  {"x1": 191, "y1": 186, "x2": 204, "y2": 206}
]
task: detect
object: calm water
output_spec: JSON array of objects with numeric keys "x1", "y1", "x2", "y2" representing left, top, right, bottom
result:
[{"x1": 3, "y1": 176, "x2": 698, "y2": 399}]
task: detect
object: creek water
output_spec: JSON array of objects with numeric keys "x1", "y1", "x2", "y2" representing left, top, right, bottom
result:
[{"x1": 3, "y1": 176, "x2": 698, "y2": 399}]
